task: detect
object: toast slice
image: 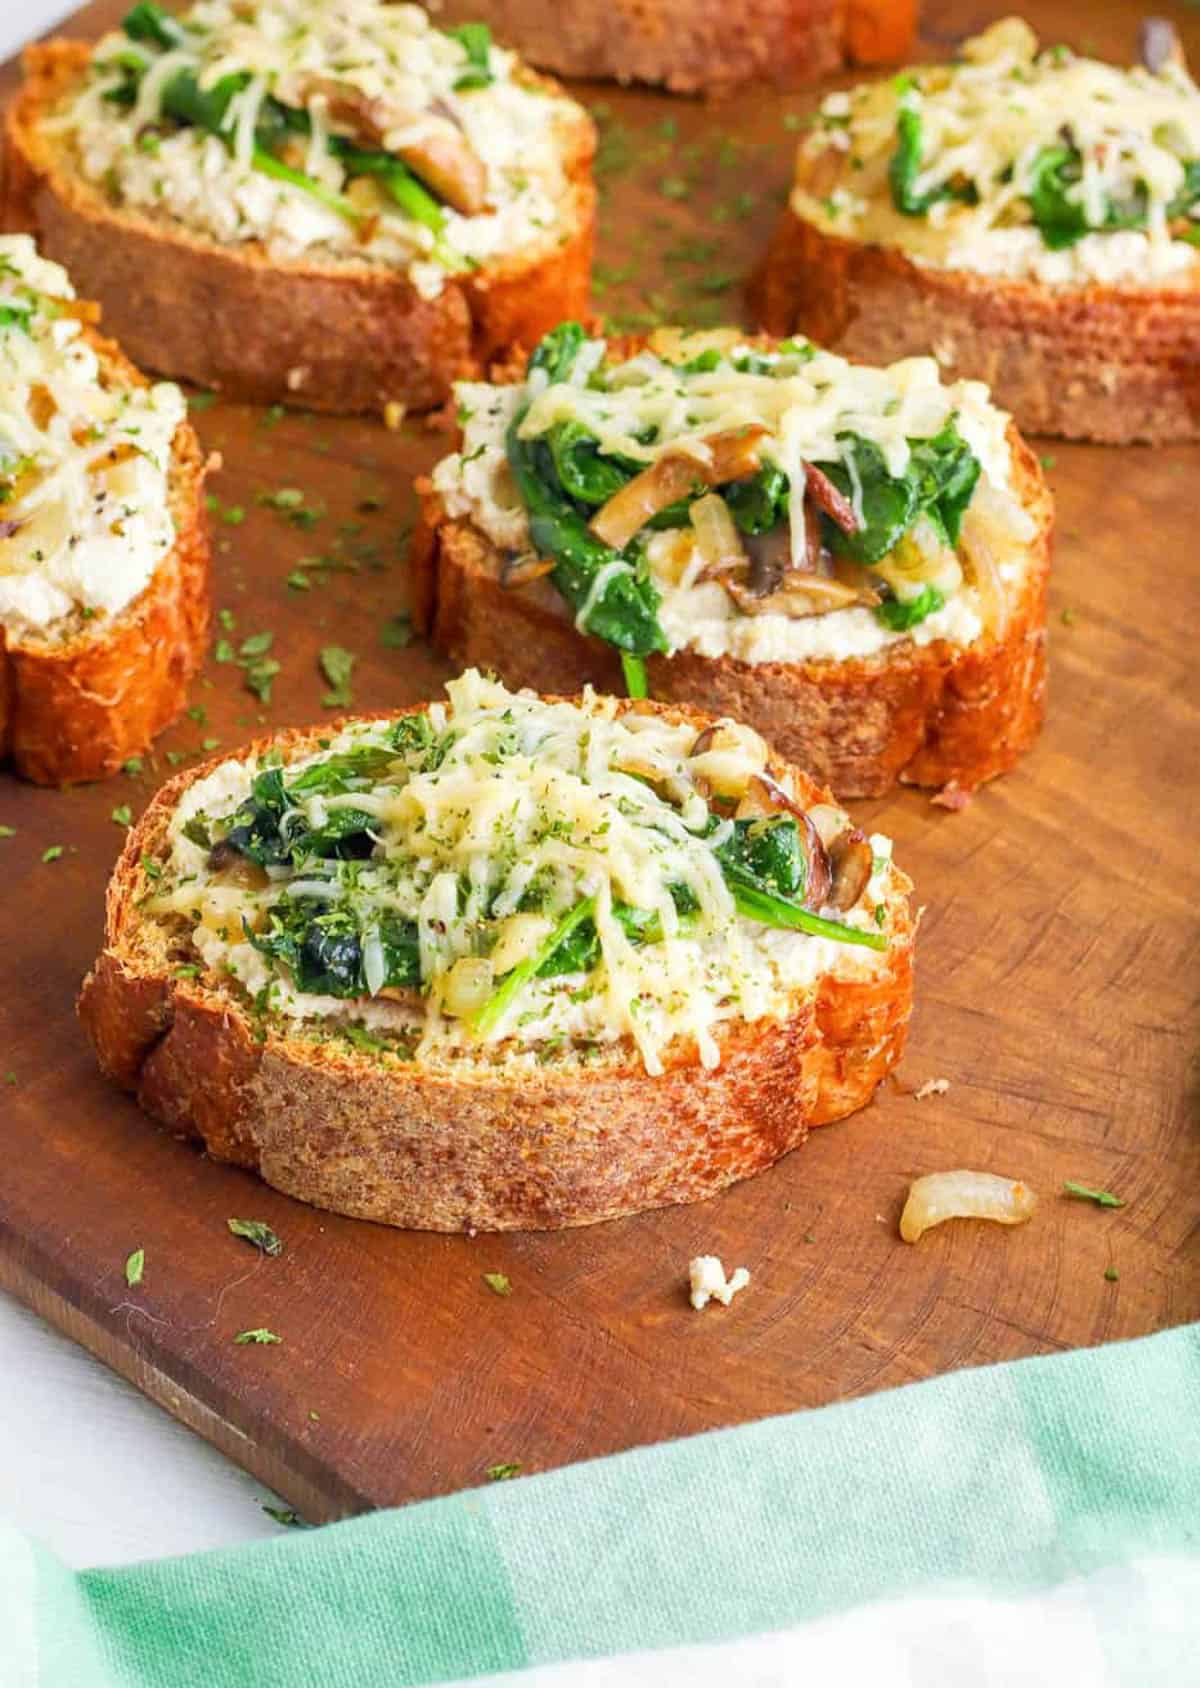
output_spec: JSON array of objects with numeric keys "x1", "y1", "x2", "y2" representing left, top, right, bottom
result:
[
  {"x1": 79, "y1": 674, "x2": 916, "y2": 1232},
  {"x1": 427, "y1": 0, "x2": 917, "y2": 94},
  {"x1": 2, "y1": 21, "x2": 595, "y2": 415},
  {"x1": 751, "y1": 20, "x2": 1200, "y2": 444},
  {"x1": 0, "y1": 239, "x2": 211, "y2": 785},
  {"x1": 412, "y1": 326, "x2": 1052, "y2": 801}
]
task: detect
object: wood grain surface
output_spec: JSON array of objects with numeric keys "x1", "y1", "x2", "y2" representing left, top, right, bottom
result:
[{"x1": 0, "y1": 0, "x2": 1197, "y2": 1525}]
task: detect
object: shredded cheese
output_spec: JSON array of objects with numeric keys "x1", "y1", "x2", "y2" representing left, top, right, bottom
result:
[
  {"x1": 0, "y1": 235, "x2": 184, "y2": 638},
  {"x1": 53, "y1": 0, "x2": 585, "y2": 291},
  {"x1": 431, "y1": 332, "x2": 1036, "y2": 667},
  {"x1": 155, "y1": 673, "x2": 898, "y2": 1074},
  {"x1": 796, "y1": 18, "x2": 1200, "y2": 287}
]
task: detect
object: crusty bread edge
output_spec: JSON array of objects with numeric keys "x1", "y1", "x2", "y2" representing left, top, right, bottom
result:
[
  {"x1": 0, "y1": 323, "x2": 212, "y2": 784},
  {"x1": 2, "y1": 41, "x2": 597, "y2": 414},
  {"x1": 410, "y1": 391, "x2": 1052, "y2": 800},
  {"x1": 750, "y1": 205, "x2": 1200, "y2": 445},
  {"x1": 429, "y1": 0, "x2": 917, "y2": 94},
  {"x1": 78, "y1": 699, "x2": 916, "y2": 1232}
]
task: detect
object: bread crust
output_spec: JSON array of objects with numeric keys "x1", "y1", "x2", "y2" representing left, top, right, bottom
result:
[
  {"x1": 428, "y1": 0, "x2": 916, "y2": 93},
  {"x1": 78, "y1": 703, "x2": 916, "y2": 1232},
  {"x1": 0, "y1": 326, "x2": 211, "y2": 785},
  {"x1": 751, "y1": 206, "x2": 1200, "y2": 445},
  {"x1": 2, "y1": 42, "x2": 596, "y2": 415},
  {"x1": 411, "y1": 424, "x2": 1052, "y2": 800}
]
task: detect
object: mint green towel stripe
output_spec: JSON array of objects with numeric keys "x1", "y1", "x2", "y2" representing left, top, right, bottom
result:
[{"x1": 14, "y1": 1325, "x2": 1200, "y2": 1688}]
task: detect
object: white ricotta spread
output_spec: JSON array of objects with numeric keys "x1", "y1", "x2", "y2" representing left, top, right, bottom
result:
[
  {"x1": 689, "y1": 1255, "x2": 751, "y2": 1309},
  {"x1": 431, "y1": 331, "x2": 1035, "y2": 667},
  {"x1": 796, "y1": 17, "x2": 1200, "y2": 289},
  {"x1": 0, "y1": 235, "x2": 183, "y2": 639},
  {"x1": 153, "y1": 672, "x2": 902, "y2": 1076},
  {"x1": 51, "y1": 0, "x2": 586, "y2": 293}
]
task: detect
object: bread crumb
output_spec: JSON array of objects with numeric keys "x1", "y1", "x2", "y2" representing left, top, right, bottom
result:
[
  {"x1": 285, "y1": 365, "x2": 309, "y2": 391},
  {"x1": 688, "y1": 1255, "x2": 750, "y2": 1310},
  {"x1": 931, "y1": 780, "x2": 973, "y2": 811},
  {"x1": 383, "y1": 401, "x2": 407, "y2": 431},
  {"x1": 914, "y1": 1078, "x2": 951, "y2": 1101}
]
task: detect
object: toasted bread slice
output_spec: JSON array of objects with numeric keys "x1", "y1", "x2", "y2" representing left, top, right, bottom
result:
[
  {"x1": 79, "y1": 682, "x2": 915, "y2": 1232},
  {"x1": 751, "y1": 201, "x2": 1200, "y2": 447},
  {"x1": 752, "y1": 22, "x2": 1200, "y2": 444},
  {"x1": 2, "y1": 40, "x2": 595, "y2": 415},
  {"x1": 428, "y1": 0, "x2": 917, "y2": 93},
  {"x1": 412, "y1": 331, "x2": 1053, "y2": 801},
  {"x1": 0, "y1": 273, "x2": 211, "y2": 786}
]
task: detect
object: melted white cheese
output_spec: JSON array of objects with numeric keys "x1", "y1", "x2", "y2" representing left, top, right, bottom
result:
[
  {"x1": 53, "y1": 0, "x2": 585, "y2": 291},
  {"x1": 796, "y1": 17, "x2": 1200, "y2": 288},
  {"x1": 155, "y1": 673, "x2": 900, "y2": 1075},
  {"x1": 0, "y1": 236, "x2": 183, "y2": 639},
  {"x1": 431, "y1": 337, "x2": 1035, "y2": 666}
]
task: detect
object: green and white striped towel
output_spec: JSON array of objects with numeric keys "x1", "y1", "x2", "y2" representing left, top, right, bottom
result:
[{"x1": 4, "y1": 1324, "x2": 1198, "y2": 1687}]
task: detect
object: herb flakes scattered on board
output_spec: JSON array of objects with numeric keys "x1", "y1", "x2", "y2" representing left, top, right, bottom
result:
[
  {"x1": 235, "y1": 1328, "x2": 282, "y2": 1345},
  {"x1": 1063, "y1": 1182, "x2": 1125, "y2": 1209},
  {"x1": 319, "y1": 645, "x2": 357, "y2": 708},
  {"x1": 124, "y1": 1248, "x2": 145, "y2": 1287},
  {"x1": 228, "y1": 1218, "x2": 284, "y2": 1257},
  {"x1": 482, "y1": 1272, "x2": 512, "y2": 1297}
]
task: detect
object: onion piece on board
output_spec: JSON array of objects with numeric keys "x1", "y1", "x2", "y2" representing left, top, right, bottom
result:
[{"x1": 900, "y1": 1170, "x2": 1038, "y2": 1244}]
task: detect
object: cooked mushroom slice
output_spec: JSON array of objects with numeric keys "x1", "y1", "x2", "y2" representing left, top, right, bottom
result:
[
  {"x1": 827, "y1": 828, "x2": 872, "y2": 911},
  {"x1": 500, "y1": 551, "x2": 555, "y2": 588},
  {"x1": 590, "y1": 427, "x2": 769, "y2": 550},
  {"x1": 295, "y1": 76, "x2": 488, "y2": 215},
  {"x1": 735, "y1": 773, "x2": 832, "y2": 908},
  {"x1": 739, "y1": 523, "x2": 792, "y2": 598},
  {"x1": 802, "y1": 461, "x2": 861, "y2": 536},
  {"x1": 725, "y1": 573, "x2": 879, "y2": 619},
  {"x1": 206, "y1": 839, "x2": 270, "y2": 890},
  {"x1": 1140, "y1": 16, "x2": 1184, "y2": 73},
  {"x1": 396, "y1": 126, "x2": 489, "y2": 216}
]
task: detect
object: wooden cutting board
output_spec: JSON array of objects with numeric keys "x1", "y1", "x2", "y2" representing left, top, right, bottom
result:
[{"x1": 1, "y1": 0, "x2": 1197, "y2": 1528}]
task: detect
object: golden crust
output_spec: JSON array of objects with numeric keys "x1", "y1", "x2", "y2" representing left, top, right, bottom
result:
[
  {"x1": 0, "y1": 325, "x2": 212, "y2": 785},
  {"x1": 426, "y1": 0, "x2": 916, "y2": 93},
  {"x1": 751, "y1": 205, "x2": 1200, "y2": 445},
  {"x1": 410, "y1": 411, "x2": 1052, "y2": 800},
  {"x1": 78, "y1": 702, "x2": 916, "y2": 1232},
  {"x1": 1, "y1": 42, "x2": 596, "y2": 415}
]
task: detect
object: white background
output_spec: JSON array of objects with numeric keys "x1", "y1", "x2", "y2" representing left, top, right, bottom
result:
[{"x1": 1, "y1": 0, "x2": 276, "y2": 1571}]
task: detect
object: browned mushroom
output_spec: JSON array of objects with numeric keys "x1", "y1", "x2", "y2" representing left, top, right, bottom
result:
[
  {"x1": 743, "y1": 525, "x2": 792, "y2": 598},
  {"x1": 296, "y1": 76, "x2": 488, "y2": 215},
  {"x1": 803, "y1": 461, "x2": 861, "y2": 536},
  {"x1": 827, "y1": 828, "x2": 873, "y2": 911},
  {"x1": 396, "y1": 127, "x2": 489, "y2": 216},
  {"x1": 1140, "y1": 16, "x2": 1184, "y2": 73},
  {"x1": 500, "y1": 552, "x2": 555, "y2": 589},
  {"x1": 206, "y1": 841, "x2": 271, "y2": 890},
  {"x1": 725, "y1": 572, "x2": 880, "y2": 618},
  {"x1": 590, "y1": 427, "x2": 770, "y2": 550},
  {"x1": 735, "y1": 773, "x2": 832, "y2": 908}
]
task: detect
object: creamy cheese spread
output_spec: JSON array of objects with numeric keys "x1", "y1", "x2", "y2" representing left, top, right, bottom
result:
[
  {"x1": 795, "y1": 17, "x2": 1200, "y2": 288},
  {"x1": 51, "y1": 0, "x2": 586, "y2": 295},
  {"x1": 153, "y1": 672, "x2": 901, "y2": 1075},
  {"x1": 431, "y1": 328, "x2": 1035, "y2": 667},
  {"x1": 0, "y1": 235, "x2": 183, "y2": 639}
]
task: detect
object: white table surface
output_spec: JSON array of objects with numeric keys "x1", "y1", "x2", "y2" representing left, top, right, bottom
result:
[{"x1": 1, "y1": 0, "x2": 278, "y2": 1573}]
